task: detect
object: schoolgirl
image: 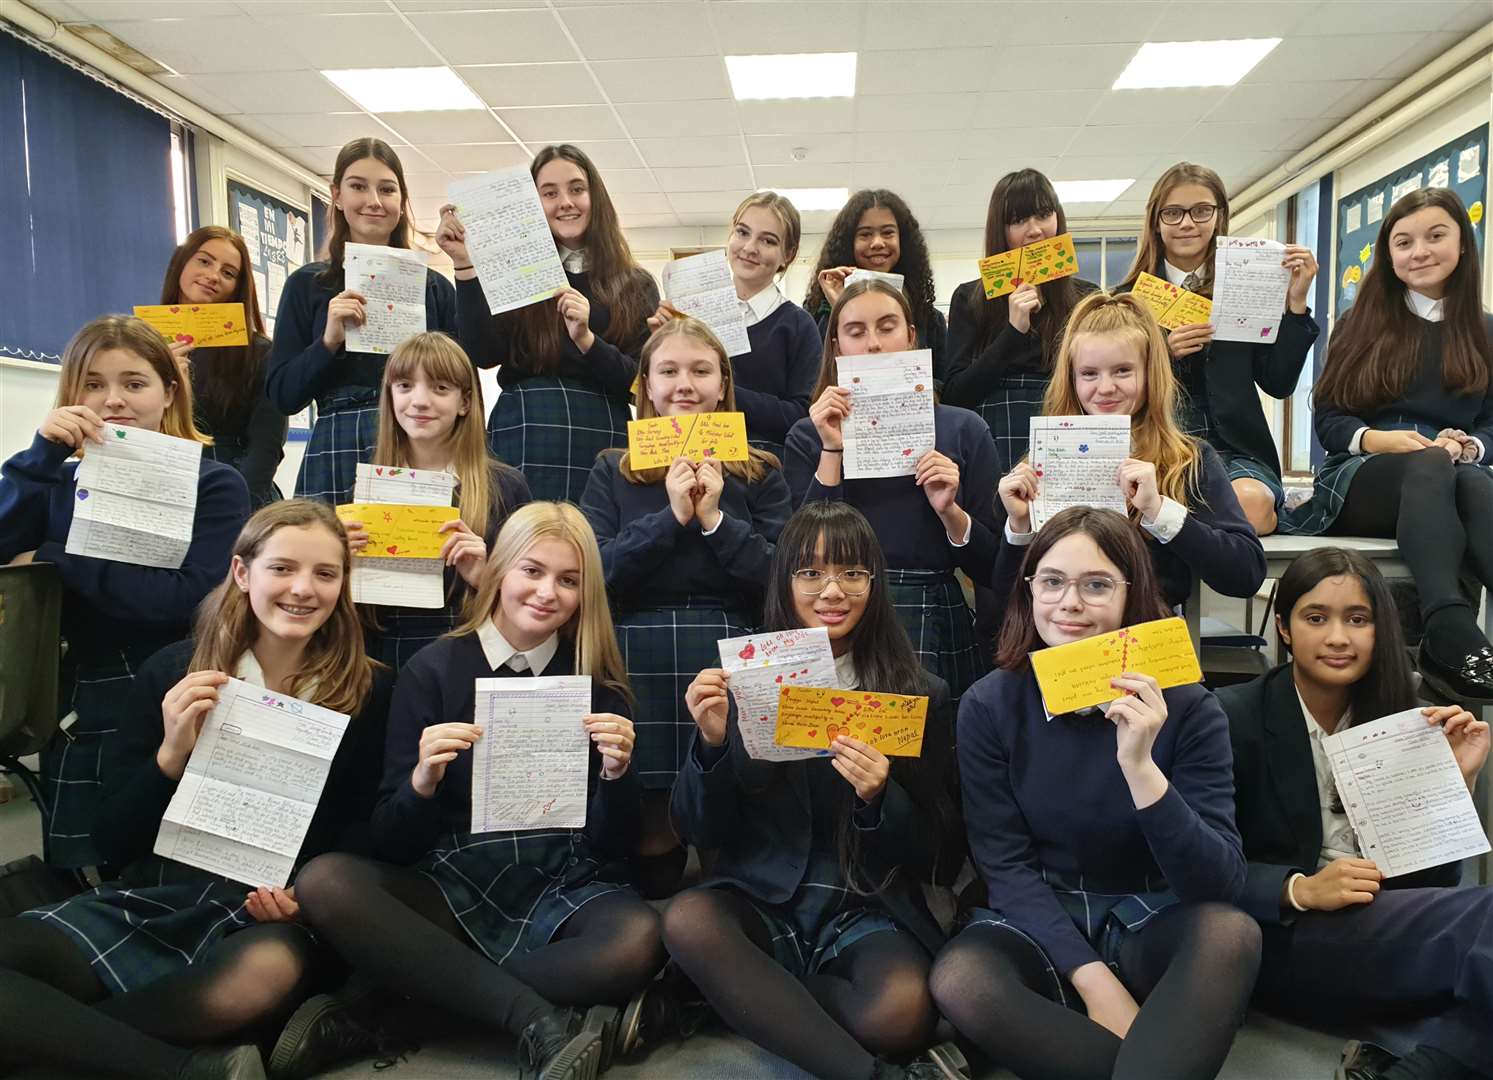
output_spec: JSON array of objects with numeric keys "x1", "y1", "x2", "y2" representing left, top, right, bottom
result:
[
  {"x1": 293, "y1": 502, "x2": 665, "y2": 1080},
  {"x1": 942, "y1": 168, "x2": 1100, "y2": 473},
  {"x1": 804, "y1": 189, "x2": 949, "y2": 383},
  {"x1": 666, "y1": 500, "x2": 966, "y2": 1080},
  {"x1": 996, "y1": 291, "x2": 1266, "y2": 610},
  {"x1": 160, "y1": 225, "x2": 287, "y2": 508},
  {"x1": 651, "y1": 191, "x2": 821, "y2": 461},
  {"x1": 1280, "y1": 188, "x2": 1493, "y2": 701},
  {"x1": 0, "y1": 315, "x2": 249, "y2": 868},
  {"x1": 0, "y1": 500, "x2": 393, "y2": 1080},
  {"x1": 267, "y1": 137, "x2": 457, "y2": 504},
  {"x1": 346, "y1": 331, "x2": 531, "y2": 670},
  {"x1": 931, "y1": 506, "x2": 1259, "y2": 1080},
  {"x1": 1218, "y1": 547, "x2": 1492, "y2": 1080},
  {"x1": 1114, "y1": 162, "x2": 1320, "y2": 535},
  {"x1": 579, "y1": 316, "x2": 789, "y2": 894},
  {"x1": 785, "y1": 279, "x2": 1000, "y2": 698},
  {"x1": 439, "y1": 144, "x2": 658, "y2": 503}
]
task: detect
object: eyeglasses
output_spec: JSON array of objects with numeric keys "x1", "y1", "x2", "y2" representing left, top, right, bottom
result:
[
  {"x1": 1026, "y1": 572, "x2": 1128, "y2": 604},
  {"x1": 792, "y1": 569, "x2": 874, "y2": 596},
  {"x1": 1158, "y1": 204, "x2": 1218, "y2": 226}
]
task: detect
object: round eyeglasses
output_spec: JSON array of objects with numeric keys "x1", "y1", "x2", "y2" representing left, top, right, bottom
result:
[
  {"x1": 1026, "y1": 572, "x2": 1128, "y2": 605},
  {"x1": 1158, "y1": 204, "x2": 1218, "y2": 226},
  {"x1": 792, "y1": 569, "x2": 874, "y2": 596}
]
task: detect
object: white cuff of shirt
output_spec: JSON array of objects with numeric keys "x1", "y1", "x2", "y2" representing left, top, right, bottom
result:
[
  {"x1": 1348, "y1": 426, "x2": 1369, "y2": 455},
  {"x1": 1139, "y1": 497, "x2": 1188, "y2": 544},
  {"x1": 700, "y1": 511, "x2": 724, "y2": 536},
  {"x1": 1469, "y1": 437, "x2": 1486, "y2": 464},
  {"x1": 1004, "y1": 520, "x2": 1034, "y2": 546},
  {"x1": 947, "y1": 513, "x2": 972, "y2": 547}
]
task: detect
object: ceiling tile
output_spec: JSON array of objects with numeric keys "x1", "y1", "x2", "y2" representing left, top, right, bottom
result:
[
  {"x1": 856, "y1": 48, "x2": 995, "y2": 95},
  {"x1": 1085, "y1": 88, "x2": 1229, "y2": 127},
  {"x1": 419, "y1": 143, "x2": 532, "y2": 172},
  {"x1": 749, "y1": 133, "x2": 855, "y2": 166},
  {"x1": 707, "y1": 1, "x2": 866, "y2": 53},
  {"x1": 991, "y1": 43, "x2": 1142, "y2": 90},
  {"x1": 241, "y1": 112, "x2": 382, "y2": 147},
  {"x1": 753, "y1": 163, "x2": 852, "y2": 188},
  {"x1": 223, "y1": 114, "x2": 297, "y2": 147},
  {"x1": 563, "y1": 140, "x2": 646, "y2": 169},
  {"x1": 737, "y1": 99, "x2": 856, "y2": 135},
  {"x1": 1068, "y1": 125, "x2": 1183, "y2": 157},
  {"x1": 970, "y1": 90, "x2": 1098, "y2": 128},
  {"x1": 620, "y1": 212, "x2": 686, "y2": 228},
  {"x1": 591, "y1": 57, "x2": 731, "y2": 103},
  {"x1": 653, "y1": 165, "x2": 756, "y2": 192},
  {"x1": 635, "y1": 135, "x2": 747, "y2": 168},
  {"x1": 152, "y1": 74, "x2": 246, "y2": 117},
  {"x1": 460, "y1": 64, "x2": 602, "y2": 108},
  {"x1": 849, "y1": 161, "x2": 959, "y2": 190},
  {"x1": 1246, "y1": 33, "x2": 1433, "y2": 82},
  {"x1": 395, "y1": 0, "x2": 551, "y2": 9},
  {"x1": 609, "y1": 191, "x2": 675, "y2": 214},
  {"x1": 615, "y1": 99, "x2": 741, "y2": 137},
  {"x1": 598, "y1": 169, "x2": 663, "y2": 194},
  {"x1": 251, "y1": 13, "x2": 440, "y2": 68},
  {"x1": 1053, "y1": 155, "x2": 1158, "y2": 182},
  {"x1": 856, "y1": 93, "x2": 978, "y2": 132},
  {"x1": 407, "y1": 10, "x2": 578, "y2": 64},
  {"x1": 498, "y1": 105, "x2": 627, "y2": 142},
  {"x1": 861, "y1": 3, "x2": 1009, "y2": 49},
  {"x1": 97, "y1": 17, "x2": 303, "y2": 73},
  {"x1": 855, "y1": 130, "x2": 969, "y2": 162},
  {"x1": 73, "y1": 1, "x2": 239, "y2": 17},
  {"x1": 1289, "y1": 1, "x2": 1475, "y2": 36},
  {"x1": 165, "y1": 70, "x2": 357, "y2": 115},
  {"x1": 664, "y1": 190, "x2": 754, "y2": 215},
  {"x1": 22, "y1": 0, "x2": 87, "y2": 19},
  {"x1": 375, "y1": 110, "x2": 509, "y2": 144},
  {"x1": 237, "y1": 0, "x2": 391, "y2": 12},
  {"x1": 999, "y1": 1, "x2": 1169, "y2": 44},
  {"x1": 1177, "y1": 121, "x2": 1297, "y2": 155},
  {"x1": 279, "y1": 145, "x2": 347, "y2": 175},
  {"x1": 957, "y1": 127, "x2": 1077, "y2": 159},
  {"x1": 560, "y1": 3, "x2": 717, "y2": 59},
  {"x1": 1152, "y1": 0, "x2": 1314, "y2": 39},
  {"x1": 1320, "y1": 79, "x2": 1400, "y2": 119},
  {"x1": 1207, "y1": 80, "x2": 1368, "y2": 123}
]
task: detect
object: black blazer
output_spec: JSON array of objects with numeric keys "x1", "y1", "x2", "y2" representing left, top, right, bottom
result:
[
  {"x1": 1216, "y1": 663, "x2": 1461, "y2": 925},
  {"x1": 670, "y1": 673, "x2": 962, "y2": 956}
]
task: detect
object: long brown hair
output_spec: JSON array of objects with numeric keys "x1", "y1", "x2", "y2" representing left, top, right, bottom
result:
[
  {"x1": 1314, "y1": 187, "x2": 1489, "y2": 415},
  {"x1": 190, "y1": 500, "x2": 375, "y2": 716},
  {"x1": 56, "y1": 315, "x2": 209, "y2": 445},
  {"x1": 1118, "y1": 162, "x2": 1230, "y2": 295},
  {"x1": 619, "y1": 316, "x2": 778, "y2": 484},
  {"x1": 1042, "y1": 292, "x2": 1201, "y2": 511},
  {"x1": 994, "y1": 506, "x2": 1171, "y2": 670},
  {"x1": 372, "y1": 332, "x2": 511, "y2": 541},
  {"x1": 965, "y1": 169, "x2": 1085, "y2": 365},
  {"x1": 160, "y1": 226, "x2": 268, "y2": 427},
  {"x1": 452, "y1": 502, "x2": 632, "y2": 703},
  {"x1": 813, "y1": 279, "x2": 919, "y2": 400},
  {"x1": 492, "y1": 144, "x2": 651, "y2": 374},
  {"x1": 318, "y1": 138, "x2": 415, "y2": 285}
]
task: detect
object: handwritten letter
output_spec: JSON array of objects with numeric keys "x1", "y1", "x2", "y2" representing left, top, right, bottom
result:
[
  {"x1": 775, "y1": 686, "x2": 928, "y2": 756},
  {"x1": 449, "y1": 166, "x2": 569, "y2": 316},
  {"x1": 470, "y1": 676, "x2": 592, "y2": 833},
  {"x1": 626, "y1": 411, "x2": 749, "y2": 470},
  {"x1": 837, "y1": 349, "x2": 936, "y2": 480},
  {"x1": 344, "y1": 243, "x2": 428, "y2": 354},
  {"x1": 133, "y1": 303, "x2": 248, "y2": 348},
  {"x1": 154, "y1": 679, "x2": 349, "y2": 888},
  {"x1": 662, "y1": 249, "x2": 751, "y2": 357},
  {"x1": 718, "y1": 628, "x2": 836, "y2": 761},
  {"x1": 1028, "y1": 415, "x2": 1129, "y2": 529},
  {"x1": 1029, "y1": 617, "x2": 1202, "y2": 716},
  {"x1": 1210, "y1": 237, "x2": 1291, "y2": 343},
  {"x1": 1128, "y1": 273, "x2": 1213, "y2": 331},
  {"x1": 346, "y1": 464, "x2": 454, "y2": 608},
  {"x1": 66, "y1": 424, "x2": 202, "y2": 569},
  {"x1": 1323, "y1": 709, "x2": 1491, "y2": 878},
  {"x1": 978, "y1": 234, "x2": 1079, "y2": 299}
]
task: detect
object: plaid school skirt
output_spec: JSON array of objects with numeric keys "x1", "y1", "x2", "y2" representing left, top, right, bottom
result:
[
  {"x1": 365, "y1": 592, "x2": 467, "y2": 672},
  {"x1": 613, "y1": 601, "x2": 754, "y2": 790},
  {"x1": 294, "y1": 388, "x2": 381, "y2": 505},
  {"x1": 418, "y1": 828, "x2": 630, "y2": 965},
  {"x1": 973, "y1": 374, "x2": 1051, "y2": 476},
  {"x1": 713, "y1": 852, "x2": 902, "y2": 978},
  {"x1": 1177, "y1": 395, "x2": 1284, "y2": 507},
  {"x1": 488, "y1": 377, "x2": 630, "y2": 505},
  {"x1": 20, "y1": 860, "x2": 257, "y2": 995},
  {"x1": 886, "y1": 570, "x2": 984, "y2": 700},
  {"x1": 40, "y1": 655, "x2": 135, "y2": 869},
  {"x1": 964, "y1": 878, "x2": 1179, "y2": 1009}
]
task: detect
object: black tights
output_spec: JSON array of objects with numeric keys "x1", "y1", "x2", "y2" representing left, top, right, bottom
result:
[
  {"x1": 1333, "y1": 450, "x2": 1493, "y2": 656},
  {"x1": 292, "y1": 852, "x2": 664, "y2": 1038},
  {"x1": 0, "y1": 914, "x2": 317, "y2": 1078},
  {"x1": 929, "y1": 903, "x2": 1261, "y2": 1080},
  {"x1": 662, "y1": 886, "x2": 935, "y2": 1080}
]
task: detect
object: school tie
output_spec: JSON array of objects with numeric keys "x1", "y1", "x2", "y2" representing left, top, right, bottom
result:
[
  {"x1": 508, "y1": 654, "x2": 530, "y2": 674},
  {"x1": 1181, "y1": 271, "x2": 1202, "y2": 293}
]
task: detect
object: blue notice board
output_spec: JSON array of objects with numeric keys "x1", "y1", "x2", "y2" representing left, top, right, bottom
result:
[
  {"x1": 228, "y1": 176, "x2": 313, "y2": 438},
  {"x1": 1334, "y1": 125, "x2": 1487, "y2": 314}
]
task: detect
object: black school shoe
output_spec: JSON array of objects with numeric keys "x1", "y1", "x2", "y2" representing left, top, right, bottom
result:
[
  {"x1": 1419, "y1": 643, "x2": 1493, "y2": 703},
  {"x1": 268, "y1": 980, "x2": 414, "y2": 1079},
  {"x1": 178, "y1": 1045, "x2": 267, "y2": 1080},
  {"x1": 1337, "y1": 1040, "x2": 1401, "y2": 1080},
  {"x1": 518, "y1": 1005, "x2": 613, "y2": 1080},
  {"x1": 615, "y1": 964, "x2": 712, "y2": 1061}
]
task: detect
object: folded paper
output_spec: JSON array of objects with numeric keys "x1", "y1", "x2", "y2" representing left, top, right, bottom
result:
[
  {"x1": 978, "y1": 234, "x2": 1079, "y2": 299},
  {"x1": 134, "y1": 303, "x2": 249, "y2": 348},
  {"x1": 335, "y1": 503, "x2": 453, "y2": 558},
  {"x1": 1129, "y1": 272, "x2": 1214, "y2": 331},
  {"x1": 626, "y1": 412, "x2": 749, "y2": 470},
  {"x1": 1030, "y1": 616, "x2": 1201, "y2": 715},
  {"x1": 775, "y1": 686, "x2": 928, "y2": 757}
]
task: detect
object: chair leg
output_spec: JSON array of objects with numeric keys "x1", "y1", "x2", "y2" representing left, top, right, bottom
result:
[{"x1": 0, "y1": 757, "x2": 53, "y2": 865}]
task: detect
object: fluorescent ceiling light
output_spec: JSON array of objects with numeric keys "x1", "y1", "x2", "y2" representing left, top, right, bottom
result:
[
  {"x1": 1113, "y1": 38, "x2": 1280, "y2": 89},
  {"x1": 322, "y1": 66, "x2": 484, "y2": 112},
  {"x1": 1053, "y1": 179, "x2": 1135, "y2": 204},
  {"x1": 726, "y1": 53, "x2": 856, "y2": 100},
  {"x1": 764, "y1": 188, "x2": 850, "y2": 212}
]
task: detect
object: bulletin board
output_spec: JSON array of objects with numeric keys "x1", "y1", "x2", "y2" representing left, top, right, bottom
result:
[
  {"x1": 227, "y1": 175, "x2": 313, "y2": 439},
  {"x1": 1334, "y1": 125, "x2": 1488, "y2": 313}
]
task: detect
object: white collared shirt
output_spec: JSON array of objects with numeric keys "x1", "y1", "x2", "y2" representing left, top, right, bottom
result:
[
  {"x1": 476, "y1": 619, "x2": 560, "y2": 675},
  {"x1": 234, "y1": 650, "x2": 321, "y2": 701},
  {"x1": 1405, "y1": 288, "x2": 1445, "y2": 322},
  {"x1": 1294, "y1": 683, "x2": 1360, "y2": 869},
  {"x1": 1162, "y1": 260, "x2": 1197, "y2": 287},
  {"x1": 739, "y1": 282, "x2": 785, "y2": 328},
  {"x1": 1005, "y1": 497, "x2": 1188, "y2": 546},
  {"x1": 834, "y1": 651, "x2": 859, "y2": 690},
  {"x1": 558, "y1": 246, "x2": 588, "y2": 274}
]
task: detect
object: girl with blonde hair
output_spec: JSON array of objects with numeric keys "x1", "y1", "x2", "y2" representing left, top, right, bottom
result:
[
  {"x1": 995, "y1": 291, "x2": 1265, "y2": 609},
  {"x1": 0, "y1": 314, "x2": 249, "y2": 868},
  {"x1": 345, "y1": 331, "x2": 531, "y2": 669},
  {"x1": 294, "y1": 502, "x2": 665, "y2": 1080},
  {"x1": 0, "y1": 500, "x2": 393, "y2": 1080},
  {"x1": 581, "y1": 316, "x2": 792, "y2": 895}
]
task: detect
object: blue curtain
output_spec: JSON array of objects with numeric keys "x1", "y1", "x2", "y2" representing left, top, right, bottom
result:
[{"x1": 0, "y1": 33, "x2": 175, "y2": 362}]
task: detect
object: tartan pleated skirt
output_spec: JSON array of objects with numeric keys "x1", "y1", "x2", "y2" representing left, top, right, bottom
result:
[
  {"x1": 885, "y1": 569, "x2": 985, "y2": 700},
  {"x1": 293, "y1": 388, "x2": 381, "y2": 505},
  {"x1": 488, "y1": 377, "x2": 631, "y2": 505}
]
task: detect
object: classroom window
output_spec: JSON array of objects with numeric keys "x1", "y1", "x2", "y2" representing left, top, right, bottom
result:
[
  {"x1": 169, "y1": 127, "x2": 192, "y2": 245},
  {"x1": 1283, "y1": 177, "x2": 1331, "y2": 474},
  {"x1": 1075, "y1": 238, "x2": 1103, "y2": 286},
  {"x1": 1102, "y1": 237, "x2": 1138, "y2": 288}
]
